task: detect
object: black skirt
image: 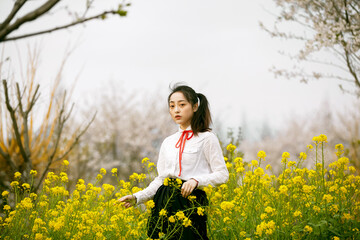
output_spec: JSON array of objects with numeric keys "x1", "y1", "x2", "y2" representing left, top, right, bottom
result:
[{"x1": 147, "y1": 178, "x2": 209, "y2": 240}]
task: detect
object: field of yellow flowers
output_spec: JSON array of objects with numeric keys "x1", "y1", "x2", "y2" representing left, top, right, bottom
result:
[{"x1": 1, "y1": 135, "x2": 359, "y2": 239}]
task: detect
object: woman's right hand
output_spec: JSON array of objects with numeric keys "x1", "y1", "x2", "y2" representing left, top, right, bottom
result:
[{"x1": 117, "y1": 195, "x2": 136, "y2": 208}]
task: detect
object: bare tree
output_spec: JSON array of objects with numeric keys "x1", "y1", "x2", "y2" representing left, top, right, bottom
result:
[
  {"x1": 261, "y1": 0, "x2": 360, "y2": 96},
  {"x1": 0, "y1": 49, "x2": 94, "y2": 192},
  {"x1": 0, "y1": 0, "x2": 130, "y2": 42}
]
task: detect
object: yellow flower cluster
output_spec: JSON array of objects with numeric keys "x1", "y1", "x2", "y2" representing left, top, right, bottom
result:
[
  {"x1": 163, "y1": 178, "x2": 182, "y2": 188},
  {"x1": 1, "y1": 136, "x2": 359, "y2": 240}
]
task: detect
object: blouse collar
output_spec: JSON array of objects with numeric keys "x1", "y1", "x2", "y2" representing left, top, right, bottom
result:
[{"x1": 178, "y1": 125, "x2": 192, "y2": 133}]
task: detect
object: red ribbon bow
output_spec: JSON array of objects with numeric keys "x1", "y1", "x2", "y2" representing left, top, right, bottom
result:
[{"x1": 175, "y1": 130, "x2": 194, "y2": 176}]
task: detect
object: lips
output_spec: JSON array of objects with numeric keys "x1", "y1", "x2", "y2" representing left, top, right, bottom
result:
[{"x1": 175, "y1": 115, "x2": 181, "y2": 119}]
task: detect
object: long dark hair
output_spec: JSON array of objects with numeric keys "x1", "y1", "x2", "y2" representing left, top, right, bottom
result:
[{"x1": 168, "y1": 84, "x2": 212, "y2": 136}]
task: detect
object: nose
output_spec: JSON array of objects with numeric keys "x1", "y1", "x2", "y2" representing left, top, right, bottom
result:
[{"x1": 174, "y1": 105, "x2": 180, "y2": 113}]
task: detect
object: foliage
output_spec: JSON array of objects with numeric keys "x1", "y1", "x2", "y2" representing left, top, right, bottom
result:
[
  {"x1": 1, "y1": 135, "x2": 359, "y2": 239},
  {"x1": 261, "y1": 0, "x2": 360, "y2": 95}
]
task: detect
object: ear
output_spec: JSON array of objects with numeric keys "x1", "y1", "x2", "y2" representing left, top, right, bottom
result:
[{"x1": 193, "y1": 103, "x2": 199, "y2": 112}]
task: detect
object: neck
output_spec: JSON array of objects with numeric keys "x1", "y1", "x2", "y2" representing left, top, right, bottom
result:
[{"x1": 180, "y1": 124, "x2": 190, "y2": 130}]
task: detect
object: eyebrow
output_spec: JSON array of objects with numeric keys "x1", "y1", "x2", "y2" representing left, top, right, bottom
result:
[{"x1": 169, "y1": 100, "x2": 186, "y2": 103}]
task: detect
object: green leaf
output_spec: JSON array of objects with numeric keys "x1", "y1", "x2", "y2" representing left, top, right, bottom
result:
[{"x1": 118, "y1": 10, "x2": 127, "y2": 17}]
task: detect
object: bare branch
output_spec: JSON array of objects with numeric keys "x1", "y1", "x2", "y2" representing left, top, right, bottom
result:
[
  {"x1": 0, "y1": 0, "x2": 27, "y2": 30},
  {"x1": 2, "y1": 9, "x2": 123, "y2": 42},
  {"x1": 2, "y1": 79, "x2": 28, "y2": 164},
  {"x1": 27, "y1": 84, "x2": 40, "y2": 114},
  {"x1": 35, "y1": 112, "x2": 96, "y2": 191},
  {"x1": 0, "y1": 0, "x2": 61, "y2": 42},
  {"x1": 344, "y1": 47, "x2": 360, "y2": 88},
  {"x1": 0, "y1": 144, "x2": 17, "y2": 172},
  {"x1": 56, "y1": 112, "x2": 97, "y2": 162}
]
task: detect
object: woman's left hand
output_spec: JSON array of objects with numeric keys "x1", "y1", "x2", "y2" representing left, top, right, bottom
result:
[{"x1": 181, "y1": 178, "x2": 198, "y2": 198}]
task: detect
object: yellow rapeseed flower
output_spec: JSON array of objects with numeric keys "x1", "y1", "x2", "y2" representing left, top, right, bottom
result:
[
  {"x1": 265, "y1": 206, "x2": 275, "y2": 214},
  {"x1": 323, "y1": 194, "x2": 333, "y2": 202},
  {"x1": 279, "y1": 185, "x2": 288, "y2": 195},
  {"x1": 148, "y1": 162, "x2": 155, "y2": 169},
  {"x1": 34, "y1": 233, "x2": 44, "y2": 240},
  {"x1": 96, "y1": 174, "x2": 103, "y2": 181},
  {"x1": 226, "y1": 144, "x2": 236, "y2": 152},
  {"x1": 197, "y1": 207, "x2": 204, "y2": 216},
  {"x1": 182, "y1": 217, "x2": 192, "y2": 227},
  {"x1": 318, "y1": 134, "x2": 327, "y2": 142},
  {"x1": 3, "y1": 205, "x2": 11, "y2": 211},
  {"x1": 175, "y1": 211, "x2": 185, "y2": 220},
  {"x1": 111, "y1": 168, "x2": 117, "y2": 176},
  {"x1": 282, "y1": 152, "x2": 290, "y2": 159},
  {"x1": 288, "y1": 161, "x2": 296, "y2": 167},
  {"x1": 299, "y1": 152, "x2": 307, "y2": 160},
  {"x1": 142, "y1": 157, "x2": 150, "y2": 163},
  {"x1": 254, "y1": 167, "x2": 264, "y2": 176},
  {"x1": 251, "y1": 160, "x2": 259, "y2": 167},
  {"x1": 168, "y1": 215, "x2": 176, "y2": 223},
  {"x1": 100, "y1": 168, "x2": 107, "y2": 175},
  {"x1": 220, "y1": 201, "x2": 235, "y2": 211},
  {"x1": 176, "y1": 178, "x2": 182, "y2": 187},
  {"x1": 293, "y1": 210, "x2": 302, "y2": 217},
  {"x1": 145, "y1": 200, "x2": 155, "y2": 209},
  {"x1": 2, "y1": 190, "x2": 9, "y2": 198},
  {"x1": 159, "y1": 209, "x2": 167, "y2": 216},
  {"x1": 188, "y1": 195, "x2": 196, "y2": 201},
  {"x1": 30, "y1": 170, "x2": 37, "y2": 176},
  {"x1": 281, "y1": 152, "x2": 290, "y2": 164},
  {"x1": 14, "y1": 172, "x2": 21, "y2": 179},
  {"x1": 223, "y1": 217, "x2": 231, "y2": 223},
  {"x1": 342, "y1": 213, "x2": 352, "y2": 221},
  {"x1": 257, "y1": 150, "x2": 266, "y2": 159},
  {"x1": 10, "y1": 181, "x2": 19, "y2": 188},
  {"x1": 226, "y1": 162, "x2": 233, "y2": 169},
  {"x1": 304, "y1": 225, "x2": 313, "y2": 233},
  {"x1": 62, "y1": 160, "x2": 69, "y2": 166}
]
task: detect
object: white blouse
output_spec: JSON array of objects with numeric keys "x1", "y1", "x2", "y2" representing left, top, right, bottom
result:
[{"x1": 133, "y1": 126, "x2": 229, "y2": 205}]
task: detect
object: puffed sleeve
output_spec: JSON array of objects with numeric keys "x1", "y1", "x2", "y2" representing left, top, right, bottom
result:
[
  {"x1": 194, "y1": 133, "x2": 229, "y2": 188},
  {"x1": 133, "y1": 140, "x2": 166, "y2": 204}
]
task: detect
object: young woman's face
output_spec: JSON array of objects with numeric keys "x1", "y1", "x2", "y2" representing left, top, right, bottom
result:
[{"x1": 169, "y1": 91, "x2": 198, "y2": 130}]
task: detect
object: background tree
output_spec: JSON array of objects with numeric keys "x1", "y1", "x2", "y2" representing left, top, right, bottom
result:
[
  {"x1": 241, "y1": 99, "x2": 360, "y2": 173},
  {"x1": 0, "y1": 48, "x2": 94, "y2": 193},
  {"x1": 0, "y1": 0, "x2": 130, "y2": 42},
  {"x1": 261, "y1": 0, "x2": 360, "y2": 96},
  {"x1": 65, "y1": 83, "x2": 176, "y2": 185}
]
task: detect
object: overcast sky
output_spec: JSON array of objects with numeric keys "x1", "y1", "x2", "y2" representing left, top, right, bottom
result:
[{"x1": 1, "y1": 0, "x2": 356, "y2": 139}]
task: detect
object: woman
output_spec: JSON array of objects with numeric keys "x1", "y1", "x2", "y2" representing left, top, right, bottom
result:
[{"x1": 118, "y1": 84, "x2": 229, "y2": 239}]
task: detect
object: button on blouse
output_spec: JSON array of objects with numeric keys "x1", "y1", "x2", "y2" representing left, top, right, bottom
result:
[{"x1": 133, "y1": 126, "x2": 229, "y2": 204}]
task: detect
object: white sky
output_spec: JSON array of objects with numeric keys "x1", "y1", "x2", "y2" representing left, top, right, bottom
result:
[{"x1": 0, "y1": 0, "x2": 356, "y2": 139}]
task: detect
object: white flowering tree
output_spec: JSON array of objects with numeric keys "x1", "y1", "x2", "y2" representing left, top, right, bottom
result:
[
  {"x1": 261, "y1": 0, "x2": 360, "y2": 95},
  {"x1": 66, "y1": 84, "x2": 176, "y2": 184}
]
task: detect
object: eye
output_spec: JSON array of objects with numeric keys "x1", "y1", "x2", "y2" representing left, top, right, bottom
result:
[{"x1": 180, "y1": 104, "x2": 185, "y2": 107}]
